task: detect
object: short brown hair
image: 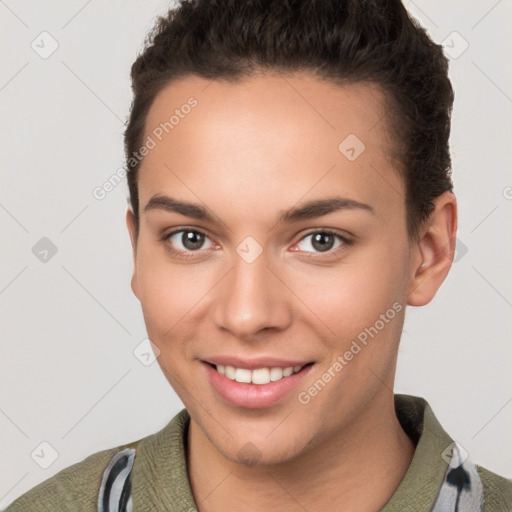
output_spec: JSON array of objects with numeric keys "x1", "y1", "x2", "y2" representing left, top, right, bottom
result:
[{"x1": 124, "y1": 0, "x2": 454, "y2": 240}]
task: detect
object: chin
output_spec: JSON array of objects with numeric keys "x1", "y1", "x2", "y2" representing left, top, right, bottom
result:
[{"x1": 211, "y1": 427, "x2": 313, "y2": 468}]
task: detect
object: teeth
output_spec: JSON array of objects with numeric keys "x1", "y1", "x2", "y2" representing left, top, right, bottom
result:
[
  {"x1": 251, "y1": 368, "x2": 270, "y2": 384},
  {"x1": 235, "y1": 368, "x2": 252, "y2": 383},
  {"x1": 215, "y1": 364, "x2": 305, "y2": 385},
  {"x1": 269, "y1": 367, "x2": 283, "y2": 381},
  {"x1": 225, "y1": 365, "x2": 236, "y2": 379},
  {"x1": 282, "y1": 367, "x2": 293, "y2": 377}
]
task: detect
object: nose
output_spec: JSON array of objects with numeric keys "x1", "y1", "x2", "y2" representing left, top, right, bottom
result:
[{"x1": 213, "y1": 249, "x2": 292, "y2": 341}]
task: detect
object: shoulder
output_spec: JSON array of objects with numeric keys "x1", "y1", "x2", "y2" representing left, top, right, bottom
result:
[
  {"x1": 2, "y1": 410, "x2": 191, "y2": 512},
  {"x1": 477, "y1": 464, "x2": 512, "y2": 511},
  {"x1": 3, "y1": 442, "x2": 140, "y2": 512}
]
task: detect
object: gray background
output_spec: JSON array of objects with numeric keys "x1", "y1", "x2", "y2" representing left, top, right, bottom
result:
[{"x1": 1, "y1": 0, "x2": 511, "y2": 507}]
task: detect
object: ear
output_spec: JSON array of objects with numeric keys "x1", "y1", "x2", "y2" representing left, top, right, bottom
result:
[
  {"x1": 125, "y1": 208, "x2": 140, "y2": 300},
  {"x1": 407, "y1": 191, "x2": 458, "y2": 307}
]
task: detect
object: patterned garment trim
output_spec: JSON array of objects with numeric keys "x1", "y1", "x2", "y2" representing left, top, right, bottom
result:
[
  {"x1": 432, "y1": 441, "x2": 483, "y2": 512},
  {"x1": 97, "y1": 448, "x2": 135, "y2": 512}
]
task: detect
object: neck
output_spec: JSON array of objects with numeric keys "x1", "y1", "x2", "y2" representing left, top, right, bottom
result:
[{"x1": 187, "y1": 392, "x2": 415, "y2": 512}]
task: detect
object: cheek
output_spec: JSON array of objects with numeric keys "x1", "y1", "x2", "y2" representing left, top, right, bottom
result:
[
  {"x1": 134, "y1": 244, "x2": 203, "y2": 340},
  {"x1": 292, "y1": 251, "x2": 407, "y2": 413},
  {"x1": 134, "y1": 243, "x2": 227, "y2": 366},
  {"x1": 299, "y1": 250, "x2": 407, "y2": 340}
]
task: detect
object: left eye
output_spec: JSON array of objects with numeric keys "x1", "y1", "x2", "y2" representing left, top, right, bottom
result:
[
  {"x1": 165, "y1": 230, "x2": 215, "y2": 252},
  {"x1": 295, "y1": 231, "x2": 345, "y2": 253}
]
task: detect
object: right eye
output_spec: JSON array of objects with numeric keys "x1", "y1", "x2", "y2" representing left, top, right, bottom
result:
[{"x1": 163, "y1": 229, "x2": 217, "y2": 257}]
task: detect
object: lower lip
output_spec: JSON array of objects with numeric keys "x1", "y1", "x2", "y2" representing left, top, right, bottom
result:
[{"x1": 203, "y1": 362, "x2": 313, "y2": 409}]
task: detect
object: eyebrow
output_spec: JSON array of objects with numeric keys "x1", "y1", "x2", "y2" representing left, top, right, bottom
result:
[{"x1": 143, "y1": 194, "x2": 374, "y2": 225}]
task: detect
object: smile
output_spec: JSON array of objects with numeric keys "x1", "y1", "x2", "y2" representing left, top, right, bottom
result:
[
  {"x1": 213, "y1": 364, "x2": 306, "y2": 385},
  {"x1": 203, "y1": 360, "x2": 315, "y2": 408}
]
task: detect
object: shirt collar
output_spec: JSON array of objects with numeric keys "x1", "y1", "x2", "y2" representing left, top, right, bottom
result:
[{"x1": 132, "y1": 394, "x2": 453, "y2": 511}]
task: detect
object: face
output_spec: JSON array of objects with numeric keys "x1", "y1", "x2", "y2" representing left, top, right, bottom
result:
[{"x1": 127, "y1": 72, "x2": 418, "y2": 465}]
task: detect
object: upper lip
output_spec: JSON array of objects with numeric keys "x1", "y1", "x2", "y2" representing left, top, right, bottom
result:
[{"x1": 203, "y1": 356, "x2": 313, "y2": 370}]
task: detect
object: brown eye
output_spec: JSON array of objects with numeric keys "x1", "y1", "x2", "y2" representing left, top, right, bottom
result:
[
  {"x1": 181, "y1": 230, "x2": 205, "y2": 250},
  {"x1": 311, "y1": 233, "x2": 336, "y2": 252},
  {"x1": 296, "y1": 231, "x2": 345, "y2": 254},
  {"x1": 165, "y1": 229, "x2": 214, "y2": 253}
]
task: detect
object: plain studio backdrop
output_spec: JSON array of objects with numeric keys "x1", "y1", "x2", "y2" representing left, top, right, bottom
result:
[{"x1": 1, "y1": 0, "x2": 511, "y2": 507}]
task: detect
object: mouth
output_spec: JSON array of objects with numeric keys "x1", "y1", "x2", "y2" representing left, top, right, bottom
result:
[
  {"x1": 207, "y1": 362, "x2": 314, "y2": 385},
  {"x1": 202, "y1": 359, "x2": 315, "y2": 409}
]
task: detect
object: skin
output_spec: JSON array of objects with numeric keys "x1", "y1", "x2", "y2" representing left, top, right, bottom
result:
[{"x1": 126, "y1": 72, "x2": 457, "y2": 511}]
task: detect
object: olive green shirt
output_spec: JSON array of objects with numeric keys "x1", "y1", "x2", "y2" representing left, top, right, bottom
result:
[{"x1": 4, "y1": 394, "x2": 512, "y2": 511}]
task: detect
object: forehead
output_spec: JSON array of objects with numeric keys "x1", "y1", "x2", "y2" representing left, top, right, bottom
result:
[
  {"x1": 138, "y1": 72, "x2": 404, "y2": 227},
  {"x1": 143, "y1": 72, "x2": 392, "y2": 155}
]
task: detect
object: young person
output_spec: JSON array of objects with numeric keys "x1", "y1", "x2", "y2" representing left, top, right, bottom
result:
[{"x1": 6, "y1": 0, "x2": 511, "y2": 511}]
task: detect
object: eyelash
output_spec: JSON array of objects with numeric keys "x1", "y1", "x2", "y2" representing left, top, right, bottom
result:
[{"x1": 161, "y1": 228, "x2": 352, "y2": 261}]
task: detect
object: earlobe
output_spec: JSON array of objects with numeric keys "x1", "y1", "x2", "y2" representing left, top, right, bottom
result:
[{"x1": 407, "y1": 191, "x2": 458, "y2": 307}]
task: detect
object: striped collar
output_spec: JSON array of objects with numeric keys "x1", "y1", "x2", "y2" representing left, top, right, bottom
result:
[{"x1": 98, "y1": 394, "x2": 483, "y2": 512}]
